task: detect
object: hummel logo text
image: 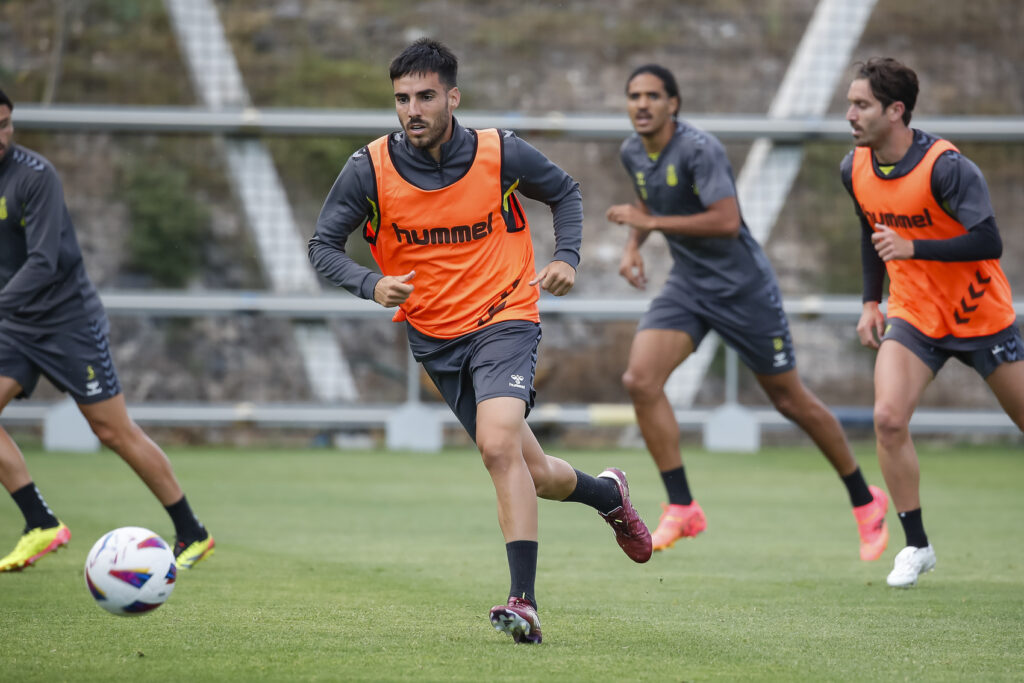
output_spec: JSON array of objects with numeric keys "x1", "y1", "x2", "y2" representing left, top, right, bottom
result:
[{"x1": 392, "y1": 212, "x2": 493, "y2": 246}]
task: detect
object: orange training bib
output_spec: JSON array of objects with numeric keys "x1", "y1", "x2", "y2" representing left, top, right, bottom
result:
[
  {"x1": 851, "y1": 140, "x2": 1014, "y2": 338},
  {"x1": 364, "y1": 129, "x2": 539, "y2": 339}
]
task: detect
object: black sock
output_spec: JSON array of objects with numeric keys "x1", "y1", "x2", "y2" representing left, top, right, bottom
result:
[
  {"x1": 11, "y1": 483, "x2": 59, "y2": 532},
  {"x1": 506, "y1": 540, "x2": 538, "y2": 609},
  {"x1": 562, "y1": 469, "x2": 621, "y2": 515},
  {"x1": 840, "y1": 468, "x2": 874, "y2": 508},
  {"x1": 164, "y1": 495, "x2": 205, "y2": 543},
  {"x1": 661, "y1": 466, "x2": 694, "y2": 506},
  {"x1": 897, "y1": 508, "x2": 929, "y2": 548}
]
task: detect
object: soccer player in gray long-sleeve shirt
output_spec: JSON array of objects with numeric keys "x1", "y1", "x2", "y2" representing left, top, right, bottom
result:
[
  {"x1": 0, "y1": 88, "x2": 214, "y2": 573},
  {"x1": 309, "y1": 39, "x2": 651, "y2": 645}
]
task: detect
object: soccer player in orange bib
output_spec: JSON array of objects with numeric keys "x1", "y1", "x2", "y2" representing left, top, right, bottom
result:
[
  {"x1": 309, "y1": 39, "x2": 651, "y2": 644},
  {"x1": 841, "y1": 57, "x2": 1024, "y2": 587}
]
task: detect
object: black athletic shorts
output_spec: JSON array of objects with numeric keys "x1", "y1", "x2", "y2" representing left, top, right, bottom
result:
[
  {"x1": 882, "y1": 318, "x2": 1023, "y2": 379},
  {"x1": 0, "y1": 316, "x2": 122, "y2": 404},
  {"x1": 408, "y1": 320, "x2": 541, "y2": 442},
  {"x1": 638, "y1": 275, "x2": 796, "y2": 375}
]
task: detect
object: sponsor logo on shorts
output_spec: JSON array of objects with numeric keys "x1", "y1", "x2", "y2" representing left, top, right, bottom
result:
[
  {"x1": 508, "y1": 374, "x2": 526, "y2": 390},
  {"x1": 771, "y1": 337, "x2": 789, "y2": 367},
  {"x1": 990, "y1": 340, "x2": 1019, "y2": 362},
  {"x1": 84, "y1": 364, "x2": 102, "y2": 396}
]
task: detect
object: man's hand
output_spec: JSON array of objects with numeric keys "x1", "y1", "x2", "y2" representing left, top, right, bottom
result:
[
  {"x1": 373, "y1": 271, "x2": 415, "y2": 307},
  {"x1": 606, "y1": 203, "x2": 654, "y2": 231},
  {"x1": 529, "y1": 260, "x2": 575, "y2": 296},
  {"x1": 857, "y1": 301, "x2": 886, "y2": 349},
  {"x1": 618, "y1": 247, "x2": 647, "y2": 290},
  {"x1": 871, "y1": 224, "x2": 914, "y2": 261}
]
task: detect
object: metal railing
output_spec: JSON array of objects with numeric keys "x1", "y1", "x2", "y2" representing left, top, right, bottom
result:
[
  {"x1": 14, "y1": 105, "x2": 1024, "y2": 142},
  {"x1": 4, "y1": 291, "x2": 1020, "y2": 437}
]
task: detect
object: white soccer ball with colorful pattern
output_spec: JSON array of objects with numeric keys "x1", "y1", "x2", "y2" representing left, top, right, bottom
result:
[{"x1": 84, "y1": 527, "x2": 177, "y2": 616}]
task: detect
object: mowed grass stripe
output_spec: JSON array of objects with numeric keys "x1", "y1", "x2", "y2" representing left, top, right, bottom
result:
[{"x1": 0, "y1": 443, "x2": 1021, "y2": 681}]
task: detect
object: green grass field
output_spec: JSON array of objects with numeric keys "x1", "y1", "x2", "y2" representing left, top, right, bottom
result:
[{"x1": 1, "y1": 442, "x2": 1021, "y2": 682}]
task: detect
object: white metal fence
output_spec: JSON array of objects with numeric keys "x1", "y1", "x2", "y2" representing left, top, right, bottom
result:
[{"x1": 8, "y1": 292, "x2": 1020, "y2": 451}]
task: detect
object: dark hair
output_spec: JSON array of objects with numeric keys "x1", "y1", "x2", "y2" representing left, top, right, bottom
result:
[
  {"x1": 388, "y1": 38, "x2": 458, "y2": 89},
  {"x1": 625, "y1": 64, "x2": 680, "y2": 117},
  {"x1": 854, "y1": 57, "x2": 918, "y2": 125},
  {"x1": 0, "y1": 88, "x2": 12, "y2": 111}
]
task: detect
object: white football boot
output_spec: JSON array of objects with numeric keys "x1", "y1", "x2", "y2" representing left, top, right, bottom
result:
[{"x1": 886, "y1": 545, "x2": 936, "y2": 588}]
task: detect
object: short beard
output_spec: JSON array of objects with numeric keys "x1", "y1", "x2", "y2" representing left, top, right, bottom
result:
[{"x1": 405, "y1": 105, "x2": 450, "y2": 151}]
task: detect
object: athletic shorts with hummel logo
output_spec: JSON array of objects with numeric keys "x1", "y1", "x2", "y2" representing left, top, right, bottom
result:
[
  {"x1": 639, "y1": 275, "x2": 796, "y2": 376},
  {"x1": 408, "y1": 320, "x2": 541, "y2": 442},
  {"x1": 0, "y1": 315, "x2": 122, "y2": 404},
  {"x1": 882, "y1": 318, "x2": 1023, "y2": 379}
]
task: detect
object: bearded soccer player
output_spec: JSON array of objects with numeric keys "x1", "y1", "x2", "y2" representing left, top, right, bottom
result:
[
  {"x1": 309, "y1": 39, "x2": 651, "y2": 644},
  {"x1": 605, "y1": 64, "x2": 889, "y2": 560},
  {"x1": 842, "y1": 57, "x2": 1023, "y2": 587},
  {"x1": 0, "y1": 88, "x2": 214, "y2": 572}
]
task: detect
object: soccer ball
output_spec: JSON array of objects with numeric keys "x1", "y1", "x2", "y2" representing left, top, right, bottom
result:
[{"x1": 84, "y1": 526, "x2": 177, "y2": 616}]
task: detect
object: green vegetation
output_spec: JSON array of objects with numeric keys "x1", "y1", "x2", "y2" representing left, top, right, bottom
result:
[
  {"x1": 2, "y1": 444, "x2": 1021, "y2": 681},
  {"x1": 244, "y1": 54, "x2": 393, "y2": 109},
  {"x1": 121, "y1": 160, "x2": 209, "y2": 287}
]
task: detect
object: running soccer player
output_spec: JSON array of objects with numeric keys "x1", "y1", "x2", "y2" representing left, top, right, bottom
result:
[
  {"x1": 605, "y1": 64, "x2": 889, "y2": 560},
  {"x1": 309, "y1": 39, "x2": 651, "y2": 645},
  {"x1": 0, "y1": 88, "x2": 214, "y2": 572},
  {"x1": 842, "y1": 57, "x2": 1024, "y2": 587}
]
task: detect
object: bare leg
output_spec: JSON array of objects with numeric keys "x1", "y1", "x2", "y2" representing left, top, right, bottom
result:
[
  {"x1": 985, "y1": 360, "x2": 1024, "y2": 431},
  {"x1": 0, "y1": 377, "x2": 33, "y2": 494},
  {"x1": 475, "y1": 397, "x2": 537, "y2": 542},
  {"x1": 755, "y1": 368, "x2": 858, "y2": 476},
  {"x1": 78, "y1": 394, "x2": 184, "y2": 506},
  {"x1": 519, "y1": 422, "x2": 577, "y2": 501},
  {"x1": 621, "y1": 329, "x2": 694, "y2": 472},
  {"x1": 872, "y1": 341, "x2": 933, "y2": 513}
]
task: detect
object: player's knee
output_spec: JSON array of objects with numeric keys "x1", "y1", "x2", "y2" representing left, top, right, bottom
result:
[
  {"x1": 88, "y1": 418, "x2": 138, "y2": 452},
  {"x1": 873, "y1": 403, "x2": 910, "y2": 441},
  {"x1": 768, "y1": 389, "x2": 801, "y2": 420},
  {"x1": 89, "y1": 420, "x2": 123, "y2": 450},
  {"x1": 761, "y1": 374, "x2": 812, "y2": 421},
  {"x1": 476, "y1": 434, "x2": 519, "y2": 474},
  {"x1": 622, "y1": 368, "x2": 657, "y2": 401}
]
